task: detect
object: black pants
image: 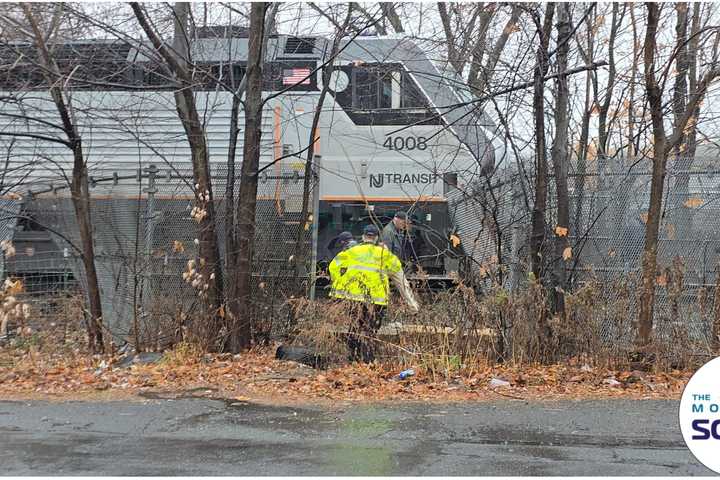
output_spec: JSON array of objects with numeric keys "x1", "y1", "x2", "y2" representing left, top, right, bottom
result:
[{"x1": 346, "y1": 303, "x2": 386, "y2": 363}]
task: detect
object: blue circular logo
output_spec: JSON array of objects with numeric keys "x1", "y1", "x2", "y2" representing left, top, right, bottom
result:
[{"x1": 680, "y1": 356, "x2": 720, "y2": 473}]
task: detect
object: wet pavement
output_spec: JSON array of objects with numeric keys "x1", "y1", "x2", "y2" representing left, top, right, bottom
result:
[{"x1": 0, "y1": 397, "x2": 711, "y2": 475}]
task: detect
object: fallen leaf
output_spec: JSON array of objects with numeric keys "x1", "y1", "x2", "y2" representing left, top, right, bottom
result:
[
  {"x1": 555, "y1": 226, "x2": 568, "y2": 237},
  {"x1": 449, "y1": 234, "x2": 461, "y2": 248},
  {"x1": 504, "y1": 23, "x2": 521, "y2": 34},
  {"x1": 562, "y1": 246, "x2": 572, "y2": 261},
  {"x1": 666, "y1": 223, "x2": 676, "y2": 240},
  {"x1": 656, "y1": 274, "x2": 667, "y2": 287},
  {"x1": 684, "y1": 197, "x2": 703, "y2": 209}
]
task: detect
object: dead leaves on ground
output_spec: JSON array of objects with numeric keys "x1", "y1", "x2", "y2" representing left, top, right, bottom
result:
[{"x1": 0, "y1": 346, "x2": 690, "y2": 403}]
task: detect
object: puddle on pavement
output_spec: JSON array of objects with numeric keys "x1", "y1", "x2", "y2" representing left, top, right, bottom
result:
[{"x1": 323, "y1": 417, "x2": 396, "y2": 475}]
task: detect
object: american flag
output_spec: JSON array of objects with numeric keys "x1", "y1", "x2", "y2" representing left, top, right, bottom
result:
[{"x1": 282, "y1": 68, "x2": 311, "y2": 85}]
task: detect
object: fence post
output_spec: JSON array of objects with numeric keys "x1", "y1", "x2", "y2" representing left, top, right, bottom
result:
[
  {"x1": 142, "y1": 165, "x2": 159, "y2": 309},
  {"x1": 309, "y1": 155, "x2": 321, "y2": 301},
  {"x1": 508, "y1": 176, "x2": 525, "y2": 292}
]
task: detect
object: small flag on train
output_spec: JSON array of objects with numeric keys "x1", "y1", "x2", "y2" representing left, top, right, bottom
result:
[{"x1": 283, "y1": 68, "x2": 311, "y2": 85}]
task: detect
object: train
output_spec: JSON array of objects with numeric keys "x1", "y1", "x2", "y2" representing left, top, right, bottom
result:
[{"x1": 0, "y1": 32, "x2": 508, "y2": 334}]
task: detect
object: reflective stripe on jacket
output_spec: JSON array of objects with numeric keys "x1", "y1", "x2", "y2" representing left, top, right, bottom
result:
[{"x1": 328, "y1": 241, "x2": 403, "y2": 306}]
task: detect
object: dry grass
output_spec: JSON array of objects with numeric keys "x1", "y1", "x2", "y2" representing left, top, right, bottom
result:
[
  {"x1": 6, "y1": 262, "x2": 715, "y2": 378},
  {"x1": 285, "y1": 274, "x2": 716, "y2": 376}
]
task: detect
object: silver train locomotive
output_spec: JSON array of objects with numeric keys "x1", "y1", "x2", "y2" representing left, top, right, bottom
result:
[{"x1": 0, "y1": 33, "x2": 507, "y2": 334}]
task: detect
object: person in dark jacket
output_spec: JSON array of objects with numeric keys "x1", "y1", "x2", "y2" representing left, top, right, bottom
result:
[
  {"x1": 327, "y1": 231, "x2": 356, "y2": 258},
  {"x1": 381, "y1": 211, "x2": 410, "y2": 261}
]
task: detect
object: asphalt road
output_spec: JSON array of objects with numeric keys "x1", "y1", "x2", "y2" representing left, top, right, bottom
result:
[{"x1": 0, "y1": 396, "x2": 711, "y2": 475}]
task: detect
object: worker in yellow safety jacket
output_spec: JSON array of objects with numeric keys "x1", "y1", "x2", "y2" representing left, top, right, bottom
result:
[{"x1": 329, "y1": 224, "x2": 419, "y2": 362}]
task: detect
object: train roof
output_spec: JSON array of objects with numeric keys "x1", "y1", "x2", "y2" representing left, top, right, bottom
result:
[{"x1": 2, "y1": 35, "x2": 502, "y2": 170}]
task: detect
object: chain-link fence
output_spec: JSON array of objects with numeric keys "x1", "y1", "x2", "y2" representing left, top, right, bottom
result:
[
  {"x1": 448, "y1": 170, "x2": 529, "y2": 289},
  {"x1": 5, "y1": 162, "x2": 317, "y2": 344},
  {"x1": 567, "y1": 158, "x2": 720, "y2": 342},
  {"x1": 450, "y1": 156, "x2": 720, "y2": 346},
  {"x1": 4, "y1": 151, "x2": 718, "y2": 349}
]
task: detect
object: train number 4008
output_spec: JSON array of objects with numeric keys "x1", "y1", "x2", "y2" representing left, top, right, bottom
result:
[{"x1": 382, "y1": 136, "x2": 428, "y2": 151}]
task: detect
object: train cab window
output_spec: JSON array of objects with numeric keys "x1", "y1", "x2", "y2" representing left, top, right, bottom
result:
[
  {"x1": 401, "y1": 74, "x2": 426, "y2": 108},
  {"x1": 332, "y1": 63, "x2": 439, "y2": 125},
  {"x1": 352, "y1": 65, "x2": 425, "y2": 111},
  {"x1": 353, "y1": 67, "x2": 392, "y2": 110},
  {"x1": 194, "y1": 63, "x2": 246, "y2": 90}
]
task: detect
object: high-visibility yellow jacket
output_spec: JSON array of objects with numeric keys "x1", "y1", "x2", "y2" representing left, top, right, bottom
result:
[{"x1": 328, "y1": 241, "x2": 403, "y2": 306}]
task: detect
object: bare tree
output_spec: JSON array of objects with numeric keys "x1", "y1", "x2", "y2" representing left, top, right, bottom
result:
[
  {"x1": 0, "y1": 4, "x2": 106, "y2": 353},
  {"x1": 670, "y1": 3, "x2": 705, "y2": 229},
  {"x1": 437, "y1": 3, "x2": 485, "y2": 75},
  {"x1": 227, "y1": 2, "x2": 268, "y2": 352},
  {"x1": 596, "y1": 3, "x2": 623, "y2": 158},
  {"x1": 529, "y1": 3, "x2": 555, "y2": 281},
  {"x1": 470, "y1": 4, "x2": 523, "y2": 95},
  {"x1": 551, "y1": 3, "x2": 571, "y2": 315},
  {"x1": 637, "y1": 2, "x2": 720, "y2": 347},
  {"x1": 130, "y1": 2, "x2": 225, "y2": 336},
  {"x1": 223, "y1": 2, "x2": 277, "y2": 351},
  {"x1": 572, "y1": 8, "x2": 596, "y2": 235}
]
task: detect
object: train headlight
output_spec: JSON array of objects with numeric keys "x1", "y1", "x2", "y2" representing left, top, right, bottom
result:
[{"x1": 327, "y1": 70, "x2": 349, "y2": 93}]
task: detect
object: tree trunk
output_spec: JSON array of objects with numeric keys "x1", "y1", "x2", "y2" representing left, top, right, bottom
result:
[
  {"x1": 227, "y1": 2, "x2": 267, "y2": 352},
  {"x1": 627, "y1": 3, "x2": 639, "y2": 161},
  {"x1": 223, "y1": 3, "x2": 276, "y2": 347},
  {"x1": 71, "y1": 141, "x2": 104, "y2": 353},
  {"x1": 573, "y1": 12, "x2": 595, "y2": 236},
  {"x1": 529, "y1": 3, "x2": 555, "y2": 281},
  {"x1": 713, "y1": 261, "x2": 720, "y2": 351},
  {"x1": 637, "y1": 2, "x2": 666, "y2": 347},
  {"x1": 473, "y1": 5, "x2": 522, "y2": 94},
  {"x1": 225, "y1": 93, "x2": 240, "y2": 284},
  {"x1": 597, "y1": 3, "x2": 621, "y2": 157},
  {"x1": 21, "y1": 4, "x2": 104, "y2": 353},
  {"x1": 685, "y1": 2, "x2": 701, "y2": 160},
  {"x1": 551, "y1": 3, "x2": 571, "y2": 315},
  {"x1": 171, "y1": 3, "x2": 224, "y2": 319},
  {"x1": 175, "y1": 87, "x2": 224, "y2": 311},
  {"x1": 379, "y1": 3, "x2": 404, "y2": 33},
  {"x1": 437, "y1": 3, "x2": 462, "y2": 73},
  {"x1": 635, "y1": 3, "x2": 720, "y2": 346},
  {"x1": 671, "y1": 3, "x2": 698, "y2": 233},
  {"x1": 467, "y1": 4, "x2": 494, "y2": 89}
]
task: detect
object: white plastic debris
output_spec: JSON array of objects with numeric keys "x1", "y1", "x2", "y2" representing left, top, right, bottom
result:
[
  {"x1": 489, "y1": 377, "x2": 511, "y2": 388},
  {"x1": 603, "y1": 377, "x2": 622, "y2": 387}
]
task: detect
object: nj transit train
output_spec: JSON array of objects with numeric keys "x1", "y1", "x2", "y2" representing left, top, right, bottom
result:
[{"x1": 0, "y1": 33, "x2": 507, "y2": 287}]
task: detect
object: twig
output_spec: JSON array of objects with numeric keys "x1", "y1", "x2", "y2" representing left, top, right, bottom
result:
[{"x1": 490, "y1": 388, "x2": 525, "y2": 400}]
